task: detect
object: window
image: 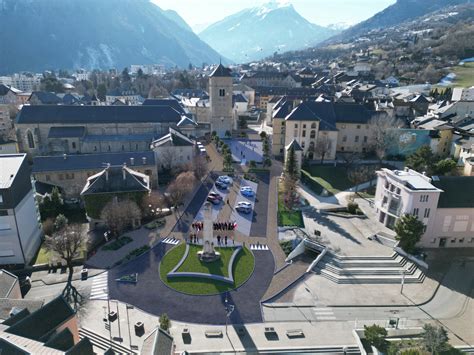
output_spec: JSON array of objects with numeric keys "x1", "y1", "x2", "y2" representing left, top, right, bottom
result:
[
  {"x1": 301, "y1": 141, "x2": 305, "y2": 149},
  {"x1": 340, "y1": 124, "x2": 346, "y2": 129},
  {"x1": 219, "y1": 89, "x2": 225, "y2": 97},
  {"x1": 311, "y1": 123, "x2": 317, "y2": 129},
  {"x1": 302, "y1": 130, "x2": 306, "y2": 137},
  {"x1": 72, "y1": 142, "x2": 76, "y2": 150},
  {"x1": 303, "y1": 124, "x2": 306, "y2": 129},
  {"x1": 108, "y1": 145, "x2": 111, "y2": 152},
  {"x1": 459, "y1": 238, "x2": 464, "y2": 243},
  {"x1": 355, "y1": 136, "x2": 359, "y2": 143},
  {"x1": 413, "y1": 208, "x2": 419, "y2": 217},
  {"x1": 0, "y1": 210, "x2": 8, "y2": 216},
  {"x1": 27, "y1": 130, "x2": 35, "y2": 149},
  {"x1": 396, "y1": 188, "x2": 401, "y2": 195},
  {"x1": 356, "y1": 125, "x2": 361, "y2": 129},
  {"x1": 363, "y1": 136, "x2": 368, "y2": 143},
  {"x1": 122, "y1": 145, "x2": 125, "y2": 151},
  {"x1": 45, "y1": 175, "x2": 51, "y2": 182},
  {"x1": 424, "y1": 208, "x2": 430, "y2": 218},
  {"x1": 342, "y1": 135, "x2": 347, "y2": 142},
  {"x1": 451, "y1": 238, "x2": 456, "y2": 243},
  {"x1": 294, "y1": 130, "x2": 298, "y2": 137},
  {"x1": 423, "y1": 225, "x2": 427, "y2": 233},
  {"x1": 58, "y1": 174, "x2": 64, "y2": 181},
  {"x1": 294, "y1": 124, "x2": 298, "y2": 129},
  {"x1": 420, "y1": 195, "x2": 429, "y2": 202},
  {"x1": 310, "y1": 130, "x2": 316, "y2": 139},
  {"x1": 94, "y1": 146, "x2": 97, "y2": 152}
]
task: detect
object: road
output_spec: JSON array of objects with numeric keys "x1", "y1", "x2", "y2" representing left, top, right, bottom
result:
[{"x1": 263, "y1": 260, "x2": 474, "y2": 344}]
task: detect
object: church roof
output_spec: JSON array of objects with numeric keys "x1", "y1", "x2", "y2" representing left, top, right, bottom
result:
[
  {"x1": 286, "y1": 139, "x2": 302, "y2": 151},
  {"x1": 210, "y1": 64, "x2": 232, "y2": 78}
]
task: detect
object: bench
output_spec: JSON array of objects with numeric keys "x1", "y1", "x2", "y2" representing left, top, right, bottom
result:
[
  {"x1": 286, "y1": 329, "x2": 305, "y2": 338},
  {"x1": 205, "y1": 330, "x2": 223, "y2": 338}
]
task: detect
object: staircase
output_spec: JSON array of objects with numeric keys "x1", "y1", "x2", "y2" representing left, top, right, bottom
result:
[
  {"x1": 313, "y1": 252, "x2": 425, "y2": 284},
  {"x1": 79, "y1": 327, "x2": 137, "y2": 355}
]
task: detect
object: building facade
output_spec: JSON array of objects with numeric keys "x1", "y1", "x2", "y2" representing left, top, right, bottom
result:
[
  {"x1": 374, "y1": 168, "x2": 474, "y2": 248},
  {"x1": 209, "y1": 64, "x2": 234, "y2": 137},
  {"x1": 0, "y1": 154, "x2": 42, "y2": 266}
]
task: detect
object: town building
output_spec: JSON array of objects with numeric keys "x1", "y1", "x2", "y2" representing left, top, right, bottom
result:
[
  {"x1": 81, "y1": 164, "x2": 150, "y2": 228},
  {"x1": 0, "y1": 296, "x2": 94, "y2": 354},
  {"x1": 32, "y1": 151, "x2": 158, "y2": 197},
  {"x1": 209, "y1": 64, "x2": 234, "y2": 137},
  {"x1": 150, "y1": 128, "x2": 195, "y2": 171},
  {"x1": 375, "y1": 168, "x2": 474, "y2": 248},
  {"x1": 0, "y1": 105, "x2": 12, "y2": 140},
  {"x1": 0, "y1": 154, "x2": 42, "y2": 266},
  {"x1": 15, "y1": 105, "x2": 188, "y2": 157},
  {"x1": 105, "y1": 89, "x2": 144, "y2": 105}
]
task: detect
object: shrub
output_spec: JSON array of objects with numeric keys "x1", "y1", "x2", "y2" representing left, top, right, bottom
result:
[
  {"x1": 159, "y1": 313, "x2": 171, "y2": 332},
  {"x1": 279, "y1": 240, "x2": 293, "y2": 256},
  {"x1": 364, "y1": 324, "x2": 388, "y2": 350},
  {"x1": 144, "y1": 219, "x2": 166, "y2": 230},
  {"x1": 347, "y1": 202, "x2": 359, "y2": 214},
  {"x1": 102, "y1": 236, "x2": 133, "y2": 251}
]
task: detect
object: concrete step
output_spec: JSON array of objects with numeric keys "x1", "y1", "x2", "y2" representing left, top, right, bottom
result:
[
  {"x1": 320, "y1": 261, "x2": 417, "y2": 276},
  {"x1": 330, "y1": 252, "x2": 398, "y2": 261},
  {"x1": 323, "y1": 254, "x2": 407, "y2": 269},
  {"x1": 79, "y1": 327, "x2": 136, "y2": 354},
  {"x1": 315, "y1": 267, "x2": 425, "y2": 284}
]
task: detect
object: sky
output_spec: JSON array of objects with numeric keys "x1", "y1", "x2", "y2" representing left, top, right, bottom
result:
[{"x1": 152, "y1": 0, "x2": 396, "y2": 32}]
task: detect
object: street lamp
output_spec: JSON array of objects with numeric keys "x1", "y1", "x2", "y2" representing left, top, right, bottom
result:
[
  {"x1": 224, "y1": 295, "x2": 235, "y2": 335},
  {"x1": 400, "y1": 268, "x2": 406, "y2": 294}
]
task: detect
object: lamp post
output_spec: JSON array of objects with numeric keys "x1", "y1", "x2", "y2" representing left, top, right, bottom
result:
[
  {"x1": 224, "y1": 295, "x2": 235, "y2": 335},
  {"x1": 126, "y1": 304, "x2": 133, "y2": 349},
  {"x1": 400, "y1": 268, "x2": 406, "y2": 294}
]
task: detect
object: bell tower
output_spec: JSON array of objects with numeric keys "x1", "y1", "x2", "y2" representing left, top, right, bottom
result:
[{"x1": 209, "y1": 63, "x2": 233, "y2": 138}]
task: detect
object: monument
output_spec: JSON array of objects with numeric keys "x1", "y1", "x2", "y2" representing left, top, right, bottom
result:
[{"x1": 197, "y1": 202, "x2": 221, "y2": 262}]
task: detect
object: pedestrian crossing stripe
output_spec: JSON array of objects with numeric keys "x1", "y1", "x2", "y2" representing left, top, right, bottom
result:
[
  {"x1": 312, "y1": 307, "x2": 336, "y2": 320},
  {"x1": 90, "y1": 272, "x2": 109, "y2": 300},
  {"x1": 249, "y1": 244, "x2": 269, "y2": 251},
  {"x1": 162, "y1": 237, "x2": 180, "y2": 245}
]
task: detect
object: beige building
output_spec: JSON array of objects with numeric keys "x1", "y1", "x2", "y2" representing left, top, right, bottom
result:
[
  {"x1": 209, "y1": 64, "x2": 234, "y2": 137},
  {"x1": 150, "y1": 128, "x2": 196, "y2": 171},
  {"x1": 278, "y1": 101, "x2": 382, "y2": 161}
]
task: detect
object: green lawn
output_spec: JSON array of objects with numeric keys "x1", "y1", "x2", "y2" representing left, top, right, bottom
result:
[
  {"x1": 302, "y1": 165, "x2": 353, "y2": 195},
  {"x1": 159, "y1": 244, "x2": 255, "y2": 295},
  {"x1": 277, "y1": 183, "x2": 305, "y2": 228},
  {"x1": 451, "y1": 62, "x2": 474, "y2": 87},
  {"x1": 33, "y1": 247, "x2": 52, "y2": 265}
]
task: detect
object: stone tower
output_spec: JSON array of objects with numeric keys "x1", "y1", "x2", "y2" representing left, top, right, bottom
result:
[{"x1": 209, "y1": 63, "x2": 233, "y2": 138}]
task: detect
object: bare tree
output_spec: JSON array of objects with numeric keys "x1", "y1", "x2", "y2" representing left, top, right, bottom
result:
[
  {"x1": 44, "y1": 224, "x2": 87, "y2": 309},
  {"x1": 191, "y1": 155, "x2": 209, "y2": 181},
  {"x1": 348, "y1": 165, "x2": 376, "y2": 193},
  {"x1": 141, "y1": 192, "x2": 166, "y2": 219},
  {"x1": 159, "y1": 149, "x2": 178, "y2": 171},
  {"x1": 340, "y1": 152, "x2": 361, "y2": 172},
  {"x1": 100, "y1": 199, "x2": 142, "y2": 237},
  {"x1": 166, "y1": 171, "x2": 196, "y2": 211},
  {"x1": 314, "y1": 135, "x2": 333, "y2": 164},
  {"x1": 369, "y1": 114, "x2": 404, "y2": 163}
]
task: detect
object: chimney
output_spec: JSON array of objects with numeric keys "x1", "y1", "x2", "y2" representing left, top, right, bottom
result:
[
  {"x1": 404, "y1": 167, "x2": 409, "y2": 172},
  {"x1": 63, "y1": 154, "x2": 67, "y2": 160},
  {"x1": 123, "y1": 163, "x2": 127, "y2": 180},
  {"x1": 130, "y1": 157, "x2": 134, "y2": 166},
  {"x1": 142, "y1": 157, "x2": 147, "y2": 165}
]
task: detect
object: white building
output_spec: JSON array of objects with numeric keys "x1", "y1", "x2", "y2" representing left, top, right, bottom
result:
[
  {"x1": 375, "y1": 168, "x2": 474, "y2": 248},
  {"x1": 0, "y1": 154, "x2": 42, "y2": 266}
]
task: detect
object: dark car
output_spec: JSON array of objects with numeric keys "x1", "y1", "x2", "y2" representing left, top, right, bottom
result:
[
  {"x1": 215, "y1": 181, "x2": 228, "y2": 190},
  {"x1": 208, "y1": 192, "x2": 223, "y2": 200},
  {"x1": 207, "y1": 195, "x2": 221, "y2": 205}
]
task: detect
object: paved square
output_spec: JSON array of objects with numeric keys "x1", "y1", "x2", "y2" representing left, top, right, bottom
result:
[
  {"x1": 231, "y1": 179, "x2": 258, "y2": 237},
  {"x1": 228, "y1": 139, "x2": 263, "y2": 163}
]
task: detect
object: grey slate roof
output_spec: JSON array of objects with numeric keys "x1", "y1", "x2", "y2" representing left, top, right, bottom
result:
[
  {"x1": 16, "y1": 105, "x2": 183, "y2": 124},
  {"x1": 285, "y1": 102, "x2": 338, "y2": 131},
  {"x1": 432, "y1": 176, "x2": 474, "y2": 208},
  {"x1": 5, "y1": 296, "x2": 75, "y2": 342},
  {"x1": 65, "y1": 337, "x2": 94, "y2": 355},
  {"x1": 81, "y1": 166, "x2": 150, "y2": 196},
  {"x1": 32, "y1": 152, "x2": 155, "y2": 173},
  {"x1": 48, "y1": 126, "x2": 85, "y2": 138},
  {"x1": 142, "y1": 98, "x2": 186, "y2": 115},
  {"x1": 286, "y1": 139, "x2": 302, "y2": 151},
  {"x1": 151, "y1": 128, "x2": 194, "y2": 148},
  {"x1": 210, "y1": 64, "x2": 232, "y2": 78},
  {"x1": 233, "y1": 93, "x2": 248, "y2": 103},
  {"x1": 28, "y1": 91, "x2": 62, "y2": 104},
  {"x1": 43, "y1": 328, "x2": 74, "y2": 351}
]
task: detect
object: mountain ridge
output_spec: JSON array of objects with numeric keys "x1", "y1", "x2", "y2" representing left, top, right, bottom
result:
[{"x1": 0, "y1": 0, "x2": 223, "y2": 74}]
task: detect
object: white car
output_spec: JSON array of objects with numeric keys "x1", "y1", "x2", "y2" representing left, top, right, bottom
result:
[
  {"x1": 235, "y1": 201, "x2": 252, "y2": 214},
  {"x1": 217, "y1": 175, "x2": 233, "y2": 185}
]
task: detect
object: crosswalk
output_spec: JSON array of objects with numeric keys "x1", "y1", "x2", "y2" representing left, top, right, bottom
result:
[
  {"x1": 90, "y1": 272, "x2": 109, "y2": 300},
  {"x1": 162, "y1": 237, "x2": 180, "y2": 245},
  {"x1": 249, "y1": 243, "x2": 269, "y2": 251},
  {"x1": 312, "y1": 307, "x2": 336, "y2": 321}
]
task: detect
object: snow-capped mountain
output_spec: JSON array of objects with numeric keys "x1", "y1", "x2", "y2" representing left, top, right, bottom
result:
[{"x1": 199, "y1": 1, "x2": 337, "y2": 63}]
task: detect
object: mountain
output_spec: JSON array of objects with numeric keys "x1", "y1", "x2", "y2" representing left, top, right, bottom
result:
[
  {"x1": 333, "y1": 0, "x2": 471, "y2": 41},
  {"x1": 0, "y1": 0, "x2": 223, "y2": 74},
  {"x1": 199, "y1": 1, "x2": 337, "y2": 64},
  {"x1": 162, "y1": 9, "x2": 194, "y2": 33}
]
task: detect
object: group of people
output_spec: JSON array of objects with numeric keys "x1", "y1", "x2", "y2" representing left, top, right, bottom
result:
[
  {"x1": 213, "y1": 221, "x2": 236, "y2": 231},
  {"x1": 216, "y1": 235, "x2": 233, "y2": 246},
  {"x1": 191, "y1": 222, "x2": 204, "y2": 231}
]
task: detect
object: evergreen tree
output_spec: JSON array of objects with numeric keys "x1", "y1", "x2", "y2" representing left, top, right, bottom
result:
[
  {"x1": 285, "y1": 147, "x2": 299, "y2": 180},
  {"x1": 394, "y1": 214, "x2": 425, "y2": 253}
]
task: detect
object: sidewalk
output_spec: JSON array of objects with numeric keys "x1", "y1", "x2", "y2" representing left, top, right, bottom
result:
[{"x1": 30, "y1": 265, "x2": 104, "y2": 286}]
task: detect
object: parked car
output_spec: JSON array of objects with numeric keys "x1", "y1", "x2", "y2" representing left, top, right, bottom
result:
[
  {"x1": 215, "y1": 180, "x2": 228, "y2": 190},
  {"x1": 235, "y1": 201, "x2": 252, "y2": 214},
  {"x1": 208, "y1": 192, "x2": 223, "y2": 200},
  {"x1": 240, "y1": 186, "x2": 255, "y2": 197},
  {"x1": 207, "y1": 195, "x2": 221, "y2": 205},
  {"x1": 217, "y1": 175, "x2": 232, "y2": 185}
]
